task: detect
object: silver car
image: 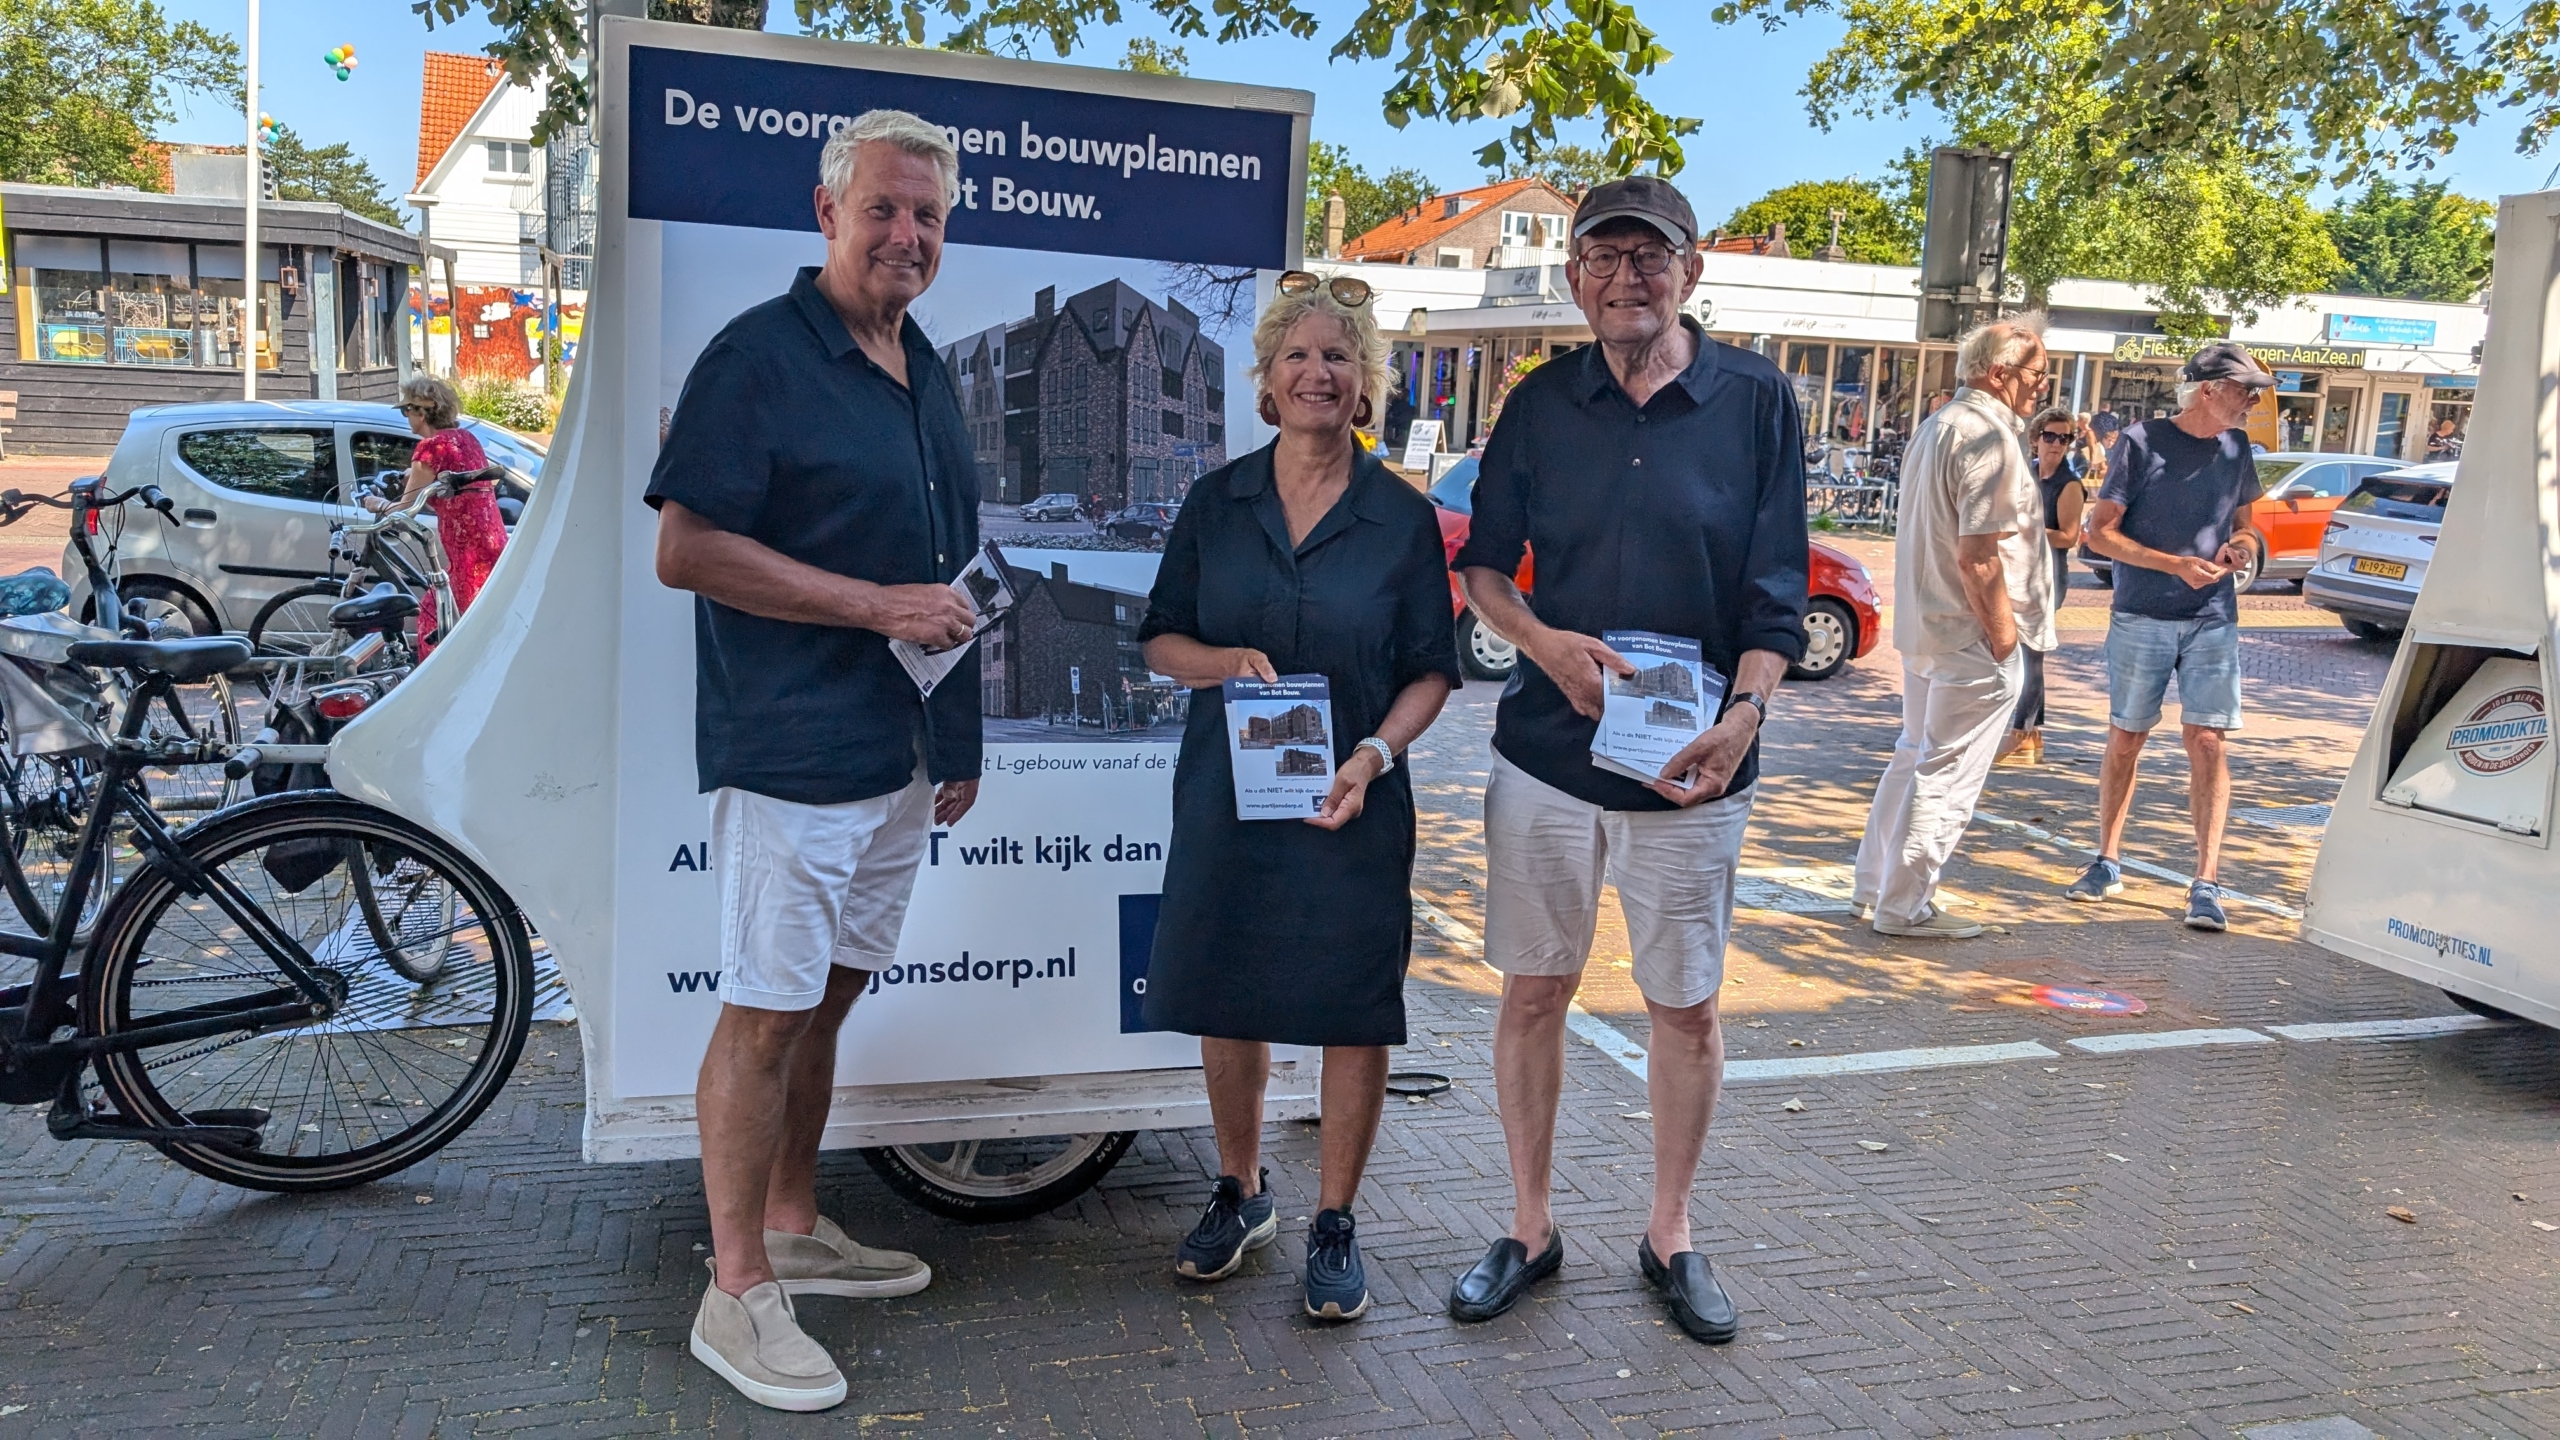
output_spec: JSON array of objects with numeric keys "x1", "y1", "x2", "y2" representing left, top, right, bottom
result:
[
  {"x1": 2302, "y1": 460, "x2": 2455, "y2": 642},
  {"x1": 63, "y1": 400, "x2": 541, "y2": 637}
]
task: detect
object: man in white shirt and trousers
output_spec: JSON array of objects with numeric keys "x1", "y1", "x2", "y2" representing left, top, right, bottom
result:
[{"x1": 1853, "y1": 316, "x2": 2060, "y2": 937}]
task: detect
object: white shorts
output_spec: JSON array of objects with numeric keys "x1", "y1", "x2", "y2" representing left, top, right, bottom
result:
[
  {"x1": 714, "y1": 776, "x2": 934, "y2": 1012},
  {"x1": 1481, "y1": 752, "x2": 1755, "y2": 1010}
]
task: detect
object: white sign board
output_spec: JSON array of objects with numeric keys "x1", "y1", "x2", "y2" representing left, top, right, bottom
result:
[
  {"x1": 329, "y1": 20, "x2": 1313, "y2": 1155},
  {"x1": 1401, "y1": 419, "x2": 1444, "y2": 468}
]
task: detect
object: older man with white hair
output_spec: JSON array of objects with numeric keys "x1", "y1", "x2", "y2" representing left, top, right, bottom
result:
[
  {"x1": 1851, "y1": 316, "x2": 2058, "y2": 937},
  {"x1": 646, "y1": 109, "x2": 981, "y2": 1411}
]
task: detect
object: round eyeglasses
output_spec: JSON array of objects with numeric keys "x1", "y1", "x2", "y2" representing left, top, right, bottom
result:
[
  {"x1": 1276, "y1": 271, "x2": 1374, "y2": 308},
  {"x1": 1575, "y1": 242, "x2": 1679, "y2": 278}
]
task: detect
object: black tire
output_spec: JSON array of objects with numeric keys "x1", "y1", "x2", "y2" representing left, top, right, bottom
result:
[
  {"x1": 353, "y1": 844, "x2": 458, "y2": 985},
  {"x1": 859, "y1": 1131, "x2": 1136, "y2": 1221},
  {"x1": 248, "y1": 580, "x2": 357, "y2": 659},
  {"x1": 1457, "y1": 608, "x2": 1518, "y2": 681},
  {"x1": 118, "y1": 576, "x2": 221, "y2": 641},
  {"x1": 0, "y1": 752, "x2": 113, "y2": 935},
  {"x1": 2443, "y1": 987, "x2": 2523, "y2": 1023},
  {"x1": 2230, "y1": 536, "x2": 2264, "y2": 592},
  {"x1": 1789, "y1": 597, "x2": 1858, "y2": 682},
  {"x1": 83, "y1": 793, "x2": 534, "y2": 1192},
  {"x1": 2344, "y1": 617, "x2": 2400, "y2": 643}
]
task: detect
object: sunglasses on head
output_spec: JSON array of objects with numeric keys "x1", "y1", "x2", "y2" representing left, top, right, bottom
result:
[{"x1": 1276, "y1": 271, "x2": 1374, "y2": 308}]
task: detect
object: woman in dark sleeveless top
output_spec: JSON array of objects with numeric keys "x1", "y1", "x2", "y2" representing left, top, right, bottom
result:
[{"x1": 1999, "y1": 408, "x2": 2095, "y2": 765}]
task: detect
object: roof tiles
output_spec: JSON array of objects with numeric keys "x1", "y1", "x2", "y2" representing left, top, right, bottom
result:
[{"x1": 417, "y1": 51, "x2": 508, "y2": 188}]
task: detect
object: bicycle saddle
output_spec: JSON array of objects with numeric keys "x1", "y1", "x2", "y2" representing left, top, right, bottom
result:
[
  {"x1": 329, "y1": 584, "x2": 420, "y2": 626},
  {"x1": 65, "y1": 636, "x2": 250, "y2": 682}
]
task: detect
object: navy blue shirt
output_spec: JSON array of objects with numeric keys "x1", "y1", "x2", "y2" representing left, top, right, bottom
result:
[
  {"x1": 1453, "y1": 322, "x2": 1809, "y2": 810},
  {"x1": 2099, "y1": 419, "x2": 2262, "y2": 624},
  {"x1": 644, "y1": 267, "x2": 980, "y2": 804}
]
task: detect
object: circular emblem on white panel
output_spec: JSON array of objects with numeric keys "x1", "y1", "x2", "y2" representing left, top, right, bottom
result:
[{"x1": 2446, "y1": 687, "x2": 2549, "y2": 775}]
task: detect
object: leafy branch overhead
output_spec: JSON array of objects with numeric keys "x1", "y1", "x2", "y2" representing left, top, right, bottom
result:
[{"x1": 417, "y1": 0, "x2": 1701, "y2": 173}]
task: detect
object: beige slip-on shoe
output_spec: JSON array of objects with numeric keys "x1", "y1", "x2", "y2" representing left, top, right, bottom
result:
[
  {"x1": 689, "y1": 1268, "x2": 847, "y2": 1412},
  {"x1": 768, "y1": 1215, "x2": 933, "y2": 1299},
  {"x1": 1872, "y1": 904, "x2": 1986, "y2": 940}
]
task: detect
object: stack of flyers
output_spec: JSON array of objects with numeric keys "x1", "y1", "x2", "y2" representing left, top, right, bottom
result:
[
  {"x1": 1589, "y1": 630, "x2": 1728, "y2": 786},
  {"x1": 890, "y1": 540, "x2": 1017, "y2": 696},
  {"x1": 1223, "y1": 675, "x2": 1337, "y2": 820}
]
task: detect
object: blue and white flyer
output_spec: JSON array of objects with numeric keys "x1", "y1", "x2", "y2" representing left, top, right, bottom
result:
[
  {"x1": 1223, "y1": 675, "x2": 1336, "y2": 820},
  {"x1": 1590, "y1": 631, "x2": 1728, "y2": 785}
]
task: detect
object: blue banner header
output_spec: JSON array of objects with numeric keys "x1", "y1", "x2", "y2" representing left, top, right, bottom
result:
[
  {"x1": 627, "y1": 45, "x2": 1296, "y2": 270},
  {"x1": 2324, "y1": 313, "x2": 2439, "y2": 347}
]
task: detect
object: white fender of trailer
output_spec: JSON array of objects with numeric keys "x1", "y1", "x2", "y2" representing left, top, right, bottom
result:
[
  {"x1": 322, "y1": 16, "x2": 1321, "y2": 1159},
  {"x1": 2300, "y1": 189, "x2": 2560, "y2": 1027}
]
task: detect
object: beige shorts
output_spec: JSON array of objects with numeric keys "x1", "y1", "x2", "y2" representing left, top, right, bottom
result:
[
  {"x1": 715, "y1": 775, "x2": 934, "y2": 1011},
  {"x1": 1481, "y1": 752, "x2": 1755, "y2": 1010}
]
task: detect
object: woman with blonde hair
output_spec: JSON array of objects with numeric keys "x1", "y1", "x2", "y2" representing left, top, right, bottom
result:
[
  {"x1": 1999, "y1": 406, "x2": 2099, "y2": 763},
  {"x1": 367, "y1": 374, "x2": 509, "y2": 653},
  {"x1": 1137, "y1": 271, "x2": 1459, "y2": 1321}
]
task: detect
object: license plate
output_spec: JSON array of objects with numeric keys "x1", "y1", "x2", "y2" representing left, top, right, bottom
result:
[{"x1": 2351, "y1": 557, "x2": 2409, "y2": 581}]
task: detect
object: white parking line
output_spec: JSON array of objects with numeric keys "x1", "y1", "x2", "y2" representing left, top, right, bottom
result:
[
  {"x1": 1410, "y1": 899, "x2": 2510, "y2": 1088},
  {"x1": 1726, "y1": 1040, "x2": 2057, "y2": 1082},
  {"x1": 1971, "y1": 810, "x2": 2305, "y2": 920},
  {"x1": 2266, "y1": 1015, "x2": 2514, "y2": 1041},
  {"x1": 2066, "y1": 1027, "x2": 2275, "y2": 1053}
]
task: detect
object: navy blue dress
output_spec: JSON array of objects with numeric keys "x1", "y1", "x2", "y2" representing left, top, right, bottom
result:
[{"x1": 1136, "y1": 444, "x2": 1461, "y2": 1047}]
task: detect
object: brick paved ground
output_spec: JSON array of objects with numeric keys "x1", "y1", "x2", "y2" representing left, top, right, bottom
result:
[{"x1": 5, "y1": 552, "x2": 2558, "y2": 1437}]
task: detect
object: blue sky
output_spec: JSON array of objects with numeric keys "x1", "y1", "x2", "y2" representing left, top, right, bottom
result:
[{"x1": 158, "y1": 0, "x2": 2560, "y2": 226}]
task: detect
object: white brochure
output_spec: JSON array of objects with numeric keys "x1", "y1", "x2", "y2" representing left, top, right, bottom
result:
[
  {"x1": 890, "y1": 540, "x2": 1017, "y2": 697},
  {"x1": 1589, "y1": 630, "x2": 1728, "y2": 785},
  {"x1": 1222, "y1": 674, "x2": 1337, "y2": 820}
]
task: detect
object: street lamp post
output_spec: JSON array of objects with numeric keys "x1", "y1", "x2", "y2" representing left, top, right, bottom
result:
[{"x1": 242, "y1": 0, "x2": 259, "y2": 400}]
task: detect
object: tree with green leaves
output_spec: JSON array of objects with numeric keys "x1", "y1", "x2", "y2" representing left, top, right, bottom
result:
[
  {"x1": 417, "y1": 0, "x2": 1700, "y2": 174},
  {"x1": 1485, "y1": 142, "x2": 1619, "y2": 196},
  {"x1": 1307, "y1": 140, "x2": 1438, "y2": 254},
  {"x1": 263, "y1": 123, "x2": 404, "y2": 225},
  {"x1": 1714, "y1": 0, "x2": 2339, "y2": 331},
  {"x1": 0, "y1": 0, "x2": 237, "y2": 190},
  {"x1": 1119, "y1": 36, "x2": 1187, "y2": 75},
  {"x1": 1724, "y1": 177, "x2": 1916, "y2": 264},
  {"x1": 2325, "y1": 180, "x2": 2496, "y2": 303}
]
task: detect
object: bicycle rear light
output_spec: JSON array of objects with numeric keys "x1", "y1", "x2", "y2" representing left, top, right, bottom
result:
[{"x1": 314, "y1": 688, "x2": 371, "y2": 720}]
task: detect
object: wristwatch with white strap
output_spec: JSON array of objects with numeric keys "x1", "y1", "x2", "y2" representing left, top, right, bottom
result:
[{"x1": 1358, "y1": 736, "x2": 1396, "y2": 773}]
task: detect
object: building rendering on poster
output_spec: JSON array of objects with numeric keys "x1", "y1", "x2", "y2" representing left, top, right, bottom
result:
[{"x1": 327, "y1": 20, "x2": 1311, "y2": 1156}]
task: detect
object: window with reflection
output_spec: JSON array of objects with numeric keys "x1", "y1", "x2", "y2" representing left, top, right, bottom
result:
[
  {"x1": 1783, "y1": 342, "x2": 1830, "y2": 432},
  {"x1": 14, "y1": 235, "x2": 109, "y2": 364},
  {"x1": 107, "y1": 239, "x2": 194, "y2": 367}
]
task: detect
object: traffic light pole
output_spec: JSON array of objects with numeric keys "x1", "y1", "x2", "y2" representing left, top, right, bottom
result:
[{"x1": 242, "y1": 0, "x2": 260, "y2": 400}]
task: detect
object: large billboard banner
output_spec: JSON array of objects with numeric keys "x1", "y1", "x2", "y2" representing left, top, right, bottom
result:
[{"x1": 330, "y1": 21, "x2": 1313, "y2": 1156}]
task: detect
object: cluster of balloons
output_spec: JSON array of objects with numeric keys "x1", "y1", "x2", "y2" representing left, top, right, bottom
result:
[
  {"x1": 322, "y1": 43, "x2": 358, "y2": 81},
  {"x1": 258, "y1": 112, "x2": 280, "y2": 145}
]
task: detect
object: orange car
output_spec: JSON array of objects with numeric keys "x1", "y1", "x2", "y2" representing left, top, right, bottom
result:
[{"x1": 2084, "y1": 451, "x2": 2401, "y2": 591}]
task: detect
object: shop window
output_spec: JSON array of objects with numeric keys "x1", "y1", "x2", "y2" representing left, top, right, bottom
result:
[
  {"x1": 177, "y1": 428, "x2": 341, "y2": 504},
  {"x1": 1830, "y1": 346, "x2": 1874, "y2": 442},
  {"x1": 1783, "y1": 342, "x2": 1829, "y2": 431},
  {"x1": 14, "y1": 234, "x2": 108, "y2": 364},
  {"x1": 106, "y1": 239, "x2": 194, "y2": 367},
  {"x1": 2375, "y1": 391, "x2": 2413, "y2": 461},
  {"x1": 188, "y1": 244, "x2": 283, "y2": 372},
  {"x1": 2426, "y1": 392, "x2": 2471, "y2": 461}
]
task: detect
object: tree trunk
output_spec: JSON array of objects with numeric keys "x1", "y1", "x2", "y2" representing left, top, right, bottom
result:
[{"x1": 648, "y1": 0, "x2": 768, "y2": 27}]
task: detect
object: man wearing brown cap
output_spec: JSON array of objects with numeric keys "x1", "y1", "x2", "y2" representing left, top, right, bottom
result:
[
  {"x1": 1449, "y1": 176, "x2": 1809, "y2": 1342},
  {"x1": 2071, "y1": 341, "x2": 2274, "y2": 930}
]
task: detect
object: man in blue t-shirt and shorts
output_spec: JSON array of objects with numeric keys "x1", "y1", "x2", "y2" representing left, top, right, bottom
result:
[{"x1": 2073, "y1": 342, "x2": 2274, "y2": 930}]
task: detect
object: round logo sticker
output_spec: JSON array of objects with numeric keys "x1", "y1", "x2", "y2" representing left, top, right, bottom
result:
[
  {"x1": 2028, "y1": 984, "x2": 2147, "y2": 1016},
  {"x1": 2445, "y1": 687, "x2": 2549, "y2": 776}
]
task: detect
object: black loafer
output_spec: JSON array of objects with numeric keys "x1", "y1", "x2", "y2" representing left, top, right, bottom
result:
[
  {"x1": 1638, "y1": 1236, "x2": 1739, "y2": 1344},
  {"x1": 1448, "y1": 1227, "x2": 1564, "y2": 1322}
]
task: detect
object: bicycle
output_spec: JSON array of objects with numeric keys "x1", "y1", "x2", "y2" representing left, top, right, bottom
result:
[
  {"x1": 0, "y1": 631, "x2": 534, "y2": 1191},
  {"x1": 0, "y1": 483, "x2": 246, "y2": 934},
  {"x1": 246, "y1": 467, "x2": 500, "y2": 665}
]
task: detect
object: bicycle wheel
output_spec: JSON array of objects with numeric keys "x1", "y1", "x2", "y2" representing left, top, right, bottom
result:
[
  {"x1": 353, "y1": 843, "x2": 460, "y2": 985},
  {"x1": 0, "y1": 751, "x2": 124, "y2": 937},
  {"x1": 248, "y1": 581, "x2": 357, "y2": 660},
  {"x1": 133, "y1": 672, "x2": 245, "y2": 817},
  {"x1": 84, "y1": 793, "x2": 534, "y2": 1192}
]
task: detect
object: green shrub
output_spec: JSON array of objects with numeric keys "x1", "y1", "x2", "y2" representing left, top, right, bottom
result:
[{"x1": 456, "y1": 374, "x2": 552, "y2": 434}]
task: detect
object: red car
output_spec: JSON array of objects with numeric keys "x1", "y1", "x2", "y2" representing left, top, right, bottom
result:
[{"x1": 1426, "y1": 458, "x2": 1881, "y2": 682}]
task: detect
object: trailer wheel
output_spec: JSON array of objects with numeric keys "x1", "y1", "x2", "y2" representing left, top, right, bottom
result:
[
  {"x1": 2443, "y1": 988, "x2": 2525, "y2": 1024},
  {"x1": 859, "y1": 1131, "x2": 1137, "y2": 1221}
]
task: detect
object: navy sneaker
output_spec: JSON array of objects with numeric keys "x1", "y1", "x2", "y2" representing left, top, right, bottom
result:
[
  {"x1": 2066, "y1": 857, "x2": 2125, "y2": 902},
  {"x1": 1175, "y1": 1170, "x2": 1276, "y2": 1281},
  {"x1": 1303, "y1": 1208, "x2": 1371, "y2": 1320},
  {"x1": 2184, "y1": 880, "x2": 2229, "y2": 932}
]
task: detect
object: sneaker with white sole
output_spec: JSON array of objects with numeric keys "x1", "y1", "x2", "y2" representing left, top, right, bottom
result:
[
  {"x1": 1849, "y1": 900, "x2": 1874, "y2": 921},
  {"x1": 2183, "y1": 881, "x2": 2229, "y2": 932},
  {"x1": 768, "y1": 1216, "x2": 932, "y2": 1299},
  {"x1": 1873, "y1": 904, "x2": 1985, "y2": 939},
  {"x1": 1176, "y1": 1169, "x2": 1277, "y2": 1281},
  {"x1": 2066, "y1": 857, "x2": 2125, "y2": 901},
  {"x1": 690, "y1": 1269, "x2": 847, "y2": 1412}
]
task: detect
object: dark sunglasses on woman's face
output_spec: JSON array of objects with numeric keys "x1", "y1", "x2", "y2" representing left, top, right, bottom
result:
[
  {"x1": 1275, "y1": 270, "x2": 1374, "y2": 308},
  {"x1": 2036, "y1": 430, "x2": 2072, "y2": 444}
]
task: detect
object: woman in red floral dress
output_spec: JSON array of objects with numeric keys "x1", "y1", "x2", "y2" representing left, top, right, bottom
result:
[{"x1": 366, "y1": 376, "x2": 510, "y2": 655}]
